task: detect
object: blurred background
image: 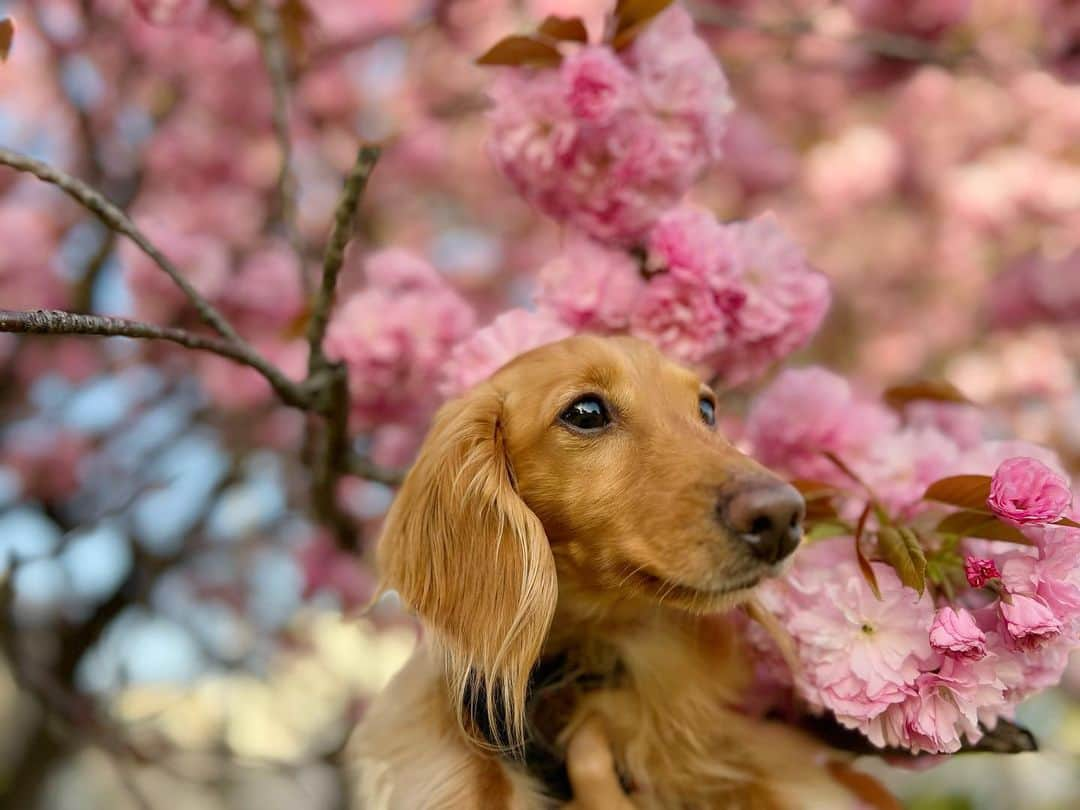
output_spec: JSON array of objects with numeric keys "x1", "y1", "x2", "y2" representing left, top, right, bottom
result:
[{"x1": 0, "y1": 1, "x2": 1078, "y2": 808}]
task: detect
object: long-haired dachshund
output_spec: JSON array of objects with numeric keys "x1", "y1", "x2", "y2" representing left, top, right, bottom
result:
[{"x1": 348, "y1": 335, "x2": 877, "y2": 809}]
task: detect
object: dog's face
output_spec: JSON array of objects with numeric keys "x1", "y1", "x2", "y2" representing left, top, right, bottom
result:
[
  {"x1": 495, "y1": 335, "x2": 803, "y2": 613},
  {"x1": 378, "y1": 334, "x2": 803, "y2": 742}
]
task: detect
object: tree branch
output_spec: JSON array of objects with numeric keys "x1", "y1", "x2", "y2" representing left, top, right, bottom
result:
[
  {"x1": 306, "y1": 144, "x2": 381, "y2": 374},
  {"x1": 344, "y1": 453, "x2": 406, "y2": 487},
  {"x1": 0, "y1": 147, "x2": 241, "y2": 344},
  {"x1": 251, "y1": 0, "x2": 307, "y2": 288},
  {"x1": 310, "y1": 366, "x2": 358, "y2": 548},
  {"x1": 0, "y1": 309, "x2": 312, "y2": 409},
  {"x1": 689, "y1": 3, "x2": 969, "y2": 68}
]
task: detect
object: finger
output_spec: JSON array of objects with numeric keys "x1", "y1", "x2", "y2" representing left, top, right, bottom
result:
[{"x1": 565, "y1": 717, "x2": 634, "y2": 810}]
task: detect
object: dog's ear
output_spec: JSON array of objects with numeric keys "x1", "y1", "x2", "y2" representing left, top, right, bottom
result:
[{"x1": 377, "y1": 382, "x2": 557, "y2": 746}]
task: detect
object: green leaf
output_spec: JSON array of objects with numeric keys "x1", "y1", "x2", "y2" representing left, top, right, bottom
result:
[
  {"x1": 936, "y1": 510, "x2": 1033, "y2": 544},
  {"x1": 476, "y1": 35, "x2": 563, "y2": 68},
  {"x1": 854, "y1": 504, "x2": 881, "y2": 600},
  {"x1": 537, "y1": 15, "x2": 589, "y2": 43},
  {"x1": 805, "y1": 519, "x2": 851, "y2": 542},
  {"x1": 883, "y1": 379, "x2": 971, "y2": 411},
  {"x1": 611, "y1": 0, "x2": 676, "y2": 49},
  {"x1": 877, "y1": 527, "x2": 927, "y2": 595},
  {"x1": 923, "y1": 475, "x2": 992, "y2": 511},
  {"x1": 0, "y1": 18, "x2": 14, "y2": 62}
]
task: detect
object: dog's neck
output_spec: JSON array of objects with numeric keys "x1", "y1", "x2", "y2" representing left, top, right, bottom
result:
[{"x1": 465, "y1": 590, "x2": 754, "y2": 801}]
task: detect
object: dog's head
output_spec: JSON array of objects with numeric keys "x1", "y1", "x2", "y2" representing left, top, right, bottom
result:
[{"x1": 378, "y1": 335, "x2": 803, "y2": 742}]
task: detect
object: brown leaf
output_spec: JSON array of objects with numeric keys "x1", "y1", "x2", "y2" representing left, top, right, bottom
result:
[
  {"x1": 790, "y1": 479, "x2": 838, "y2": 499},
  {"x1": 826, "y1": 761, "x2": 903, "y2": 810},
  {"x1": 937, "y1": 510, "x2": 1033, "y2": 544},
  {"x1": 280, "y1": 0, "x2": 314, "y2": 62},
  {"x1": 923, "y1": 474, "x2": 992, "y2": 511},
  {"x1": 0, "y1": 18, "x2": 14, "y2": 62},
  {"x1": 805, "y1": 498, "x2": 839, "y2": 523},
  {"x1": 611, "y1": 0, "x2": 675, "y2": 49},
  {"x1": 1056, "y1": 516, "x2": 1080, "y2": 529},
  {"x1": 537, "y1": 15, "x2": 588, "y2": 43},
  {"x1": 883, "y1": 379, "x2": 971, "y2": 411},
  {"x1": 877, "y1": 527, "x2": 927, "y2": 595},
  {"x1": 476, "y1": 35, "x2": 563, "y2": 67},
  {"x1": 854, "y1": 504, "x2": 881, "y2": 600}
]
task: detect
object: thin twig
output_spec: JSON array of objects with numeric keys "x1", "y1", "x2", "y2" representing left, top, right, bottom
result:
[
  {"x1": 251, "y1": 0, "x2": 307, "y2": 289},
  {"x1": 0, "y1": 309, "x2": 312, "y2": 409},
  {"x1": 344, "y1": 453, "x2": 406, "y2": 487},
  {"x1": 689, "y1": 3, "x2": 968, "y2": 68},
  {"x1": 0, "y1": 147, "x2": 240, "y2": 344},
  {"x1": 306, "y1": 144, "x2": 381, "y2": 375}
]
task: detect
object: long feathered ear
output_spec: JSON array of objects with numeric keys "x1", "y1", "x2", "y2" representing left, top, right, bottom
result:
[{"x1": 377, "y1": 382, "x2": 557, "y2": 747}]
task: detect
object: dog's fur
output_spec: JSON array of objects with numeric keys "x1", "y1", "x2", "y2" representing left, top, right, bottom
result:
[{"x1": 347, "y1": 336, "x2": 867, "y2": 809}]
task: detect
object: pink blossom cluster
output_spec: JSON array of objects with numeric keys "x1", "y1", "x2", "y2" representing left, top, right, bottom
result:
[
  {"x1": 486, "y1": 4, "x2": 733, "y2": 245},
  {"x1": 632, "y1": 207, "x2": 829, "y2": 384},
  {"x1": 747, "y1": 367, "x2": 1080, "y2": 754},
  {"x1": 326, "y1": 249, "x2": 476, "y2": 426},
  {"x1": 987, "y1": 250, "x2": 1080, "y2": 330},
  {"x1": 527, "y1": 207, "x2": 830, "y2": 386}
]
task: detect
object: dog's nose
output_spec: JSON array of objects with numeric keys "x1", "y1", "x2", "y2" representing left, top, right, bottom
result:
[{"x1": 722, "y1": 484, "x2": 805, "y2": 564}]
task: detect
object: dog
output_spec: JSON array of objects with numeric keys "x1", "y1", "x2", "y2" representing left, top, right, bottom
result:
[{"x1": 347, "y1": 335, "x2": 883, "y2": 809}]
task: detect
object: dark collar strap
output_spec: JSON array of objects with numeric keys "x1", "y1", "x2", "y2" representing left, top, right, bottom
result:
[{"x1": 463, "y1": 650, "x2": 625, "y2": 802}]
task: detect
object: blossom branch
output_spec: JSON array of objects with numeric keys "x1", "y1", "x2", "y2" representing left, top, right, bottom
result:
[
  {"x1": 306, "y1": 144, "x2": 381, "y2": 374},
  {"x1": 0, "y1": 309, "x2": 312, "y2": 409},
  {"x1": 0, "y1": 146, "x2": 241, "y2": 344}
]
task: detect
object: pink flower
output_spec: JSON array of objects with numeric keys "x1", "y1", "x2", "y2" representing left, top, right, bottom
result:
[
  {"x1": 929, "y1": 607, "x2": 986, "y2": 660},
  {"x1": 746, "y1": 367, "x2": 897, "y2": 484},
  {"x1": 440, "y1": 309, "x2": 572, "y2": 398},
  {"x1": 718, "y1": 111, "x2": 796, "y2": 195},
  {"x1": 629, "y1": 274, "x2": 739, "y2": 366},
  {"x1": 220, "y1": 243, "x2": 305, "y2": 334},
  {"x1": 706, "y1": 213, "x2": 831, "y2": 385},
  {"x1": 624, "y1": 4, "x2": 733, "y2": 156},
  {"x1": 121, "y1": 218, "x2": 229, "y2": 324},
  {"x1": 646, "y1": 204, "x2": 736, "y2": 289},
  {"x1": 0, "y1": 205, "x2": 65, "y2": 310},
  {"x1": 535, "y1": 231, "x2": 645, "y2": 332},
  {"x1": 326, "y1": 252, "x2": 475, "y2": 427},
  {"x1": 892, "y1": 656, "x2": 1014, "y2": 754},
  {"x1": 853, "y1": 425, "x2": 961, "y2": 516},
  {"x1": 965, "y1": 557, "x2": 1001, "y2": 588},
  {"x1": 903, "y1": 401, "x2": 984, "y2": 450},
  {"x1": 365, "y1": 247, "x2": 446, "y2": 292},
  {"x1": 988, "y1": 456, "x2": 1072, "y2": 526},
  {"x1": 133, "y1": 0, "x2": 208, "y2": 27},
  {"x1": 999, "y1": 594, "x2": 1063, "y2": 652},
  {"x1": 561, "y1": 46, "x2": 636, "y2": 125},
  {"x1": 762, "y1": 538, "x2": 936, "y2": 727}
]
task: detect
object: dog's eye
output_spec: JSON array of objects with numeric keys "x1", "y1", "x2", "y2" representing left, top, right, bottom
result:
[
  {"x1": 560, "y1": 396, "x2": 611, "y2": 432},
  {"x1": 699, "y1": 397, "x2": 716, "y2": 427}
]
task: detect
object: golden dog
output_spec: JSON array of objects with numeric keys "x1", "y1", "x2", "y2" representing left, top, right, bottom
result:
[{"x1": 348, "y1": 335, "x2": 879, "y2": 809}]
